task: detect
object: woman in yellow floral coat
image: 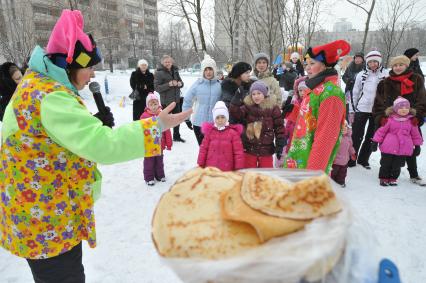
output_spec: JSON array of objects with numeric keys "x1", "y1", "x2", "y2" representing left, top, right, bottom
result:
[{"x1": 0, "y1": 10, "x2": 191, "y2": 282}]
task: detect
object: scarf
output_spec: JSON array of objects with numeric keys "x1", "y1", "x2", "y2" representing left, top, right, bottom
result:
[
  {"x1": 390, "y1": 113, "x2": 413, "y2": 122},
  {"x1": 305, "y1": 68, "x2": 338, "y2": 90},
  {"x1": 389, "y1": 71, "x2": 414, "y2": 95},
  {"x1": 215, "y1": 122, "x2": 229, "y2": 131}
]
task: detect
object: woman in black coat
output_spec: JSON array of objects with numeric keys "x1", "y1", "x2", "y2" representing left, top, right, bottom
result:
[
  {"x1": 0, "y1": 62, "x2": 23, "y2": 121},
  {"x1": 130, "y1": 59, "x2": 154, "y2": 121}
]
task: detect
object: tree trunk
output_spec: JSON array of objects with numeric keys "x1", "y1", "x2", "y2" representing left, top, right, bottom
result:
[
  {"x1": 361, "y1": 0, "x2": 376, "y2": 52},
  {"x1": 180, "y1": 0, "x2": 200, "y2": 60},
  {"x1": 196, "y1": 0, "x2": 207, "y2": 52}
]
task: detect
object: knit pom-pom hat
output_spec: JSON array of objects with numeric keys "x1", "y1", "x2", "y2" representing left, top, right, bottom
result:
[
  {"x1": 46, "y1": 9, "x2": 101, "y2": 69},
  {"x1": 201, "y1": 54, "x2": 217, "y2": 76}
]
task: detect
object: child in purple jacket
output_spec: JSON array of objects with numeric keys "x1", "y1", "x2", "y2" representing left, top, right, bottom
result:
[
  {"x1": 372, "y1": 97, "x2": 423, "y2": 186},
  {"x1": 331, "y1": 121, "x2": 356, "y2": 187}
]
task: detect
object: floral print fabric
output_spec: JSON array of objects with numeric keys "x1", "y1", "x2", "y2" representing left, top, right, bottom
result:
[{"x1": 0, "y1": 70, "x2": 97, "y2": 259}]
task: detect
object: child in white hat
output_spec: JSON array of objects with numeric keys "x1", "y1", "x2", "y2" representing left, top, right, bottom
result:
[{"x1": 197, "y1": 101, "x2": 244, "y2": 171}]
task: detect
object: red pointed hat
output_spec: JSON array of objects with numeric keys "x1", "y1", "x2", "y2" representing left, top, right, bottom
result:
[{"x1": 306, "y1": 40, "x2": 351, "y2": 67}]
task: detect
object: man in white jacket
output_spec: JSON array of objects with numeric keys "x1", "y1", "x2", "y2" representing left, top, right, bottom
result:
[{"x1": 348, "y1": 50, "x2": 389, "y2": 168}]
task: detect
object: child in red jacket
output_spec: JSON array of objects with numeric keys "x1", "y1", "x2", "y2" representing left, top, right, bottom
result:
[
  {"x1": 197, "y1": 101, "x2": 244, "y2": 171},
  {"x1": 140, "y1": 92, "x2": 172, "y2": 186}
]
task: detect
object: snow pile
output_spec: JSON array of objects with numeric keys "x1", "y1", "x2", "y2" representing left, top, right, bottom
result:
[{"x1": 0, "y1": 71, "x2": 425, "y2": 282}]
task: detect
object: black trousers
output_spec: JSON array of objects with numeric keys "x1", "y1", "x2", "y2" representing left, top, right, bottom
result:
[
  {"x1": 193, "y1": 125, "x2": 204, "y2": 145},
  {"x1": 133, "y1": 99, "x2": 146, "y2": 121},
  {"x1": 406, "y1": 127, "x2": 422, "y2": 178},
  {"x1": 352, "y1": 112, "x2": 375, "y2": 165},
  {"x1": 26, "y1": 242, "x2": 85, "y2": 283},
  {"x1": 379, "y1": 153, "x2": 406, "y2": 180}
]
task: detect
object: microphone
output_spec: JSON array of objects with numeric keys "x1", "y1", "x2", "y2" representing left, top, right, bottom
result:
[{"x1": 89, "y1": 82, "x2": 107, "y2": 115}]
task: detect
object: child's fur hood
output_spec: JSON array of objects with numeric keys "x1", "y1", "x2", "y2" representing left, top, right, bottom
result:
[
  {"x1": 201, "y1": 122, "x2": 244, "y2": 135},
  {"x1": 243, "y1": 91, "x2": 277, "y2": 109},
  {"x1": 385, "y1": 106, "x2": 416, "y2": 117}
]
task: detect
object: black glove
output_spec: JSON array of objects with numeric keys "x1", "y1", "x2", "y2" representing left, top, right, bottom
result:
[
  {"x1": 185, "y1": 120, "x2": 193, "y2": 130},
  {"x1": 230, "y1": 88, "x2": 244, "y2": 106},
  {"x1": 275, "y1": 139, "x2": 286, "y2": 160},
  {"x1": 94, "y1": 106, "x2": 115, "y2": 128},
  {"x1": 282, "y1": 104, "x2": 294, "y2": 116},
  {"x1": 371, "y1": 142, "x2": 378, "y2": 152},
  {"x1": 413, "y1": 145, "x2": 421, "y2": 156}
]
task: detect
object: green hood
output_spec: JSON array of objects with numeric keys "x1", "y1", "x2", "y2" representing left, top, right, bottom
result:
[{"x1": 28, "y1": 46, "x2": 78, "y2": 93}]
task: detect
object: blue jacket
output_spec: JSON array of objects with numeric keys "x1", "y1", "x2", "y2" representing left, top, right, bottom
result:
[{"x1": 182, "y1": 78, "x2": 221, "y2": 127}]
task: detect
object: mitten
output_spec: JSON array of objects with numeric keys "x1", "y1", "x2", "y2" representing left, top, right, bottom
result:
[
  {"x1": 94, "y1": 106, "x2": 115, "y2": 128},
  {"x1": 411, "y1": 117, "x2": 419, "y2": 126},
  {"x1": 282, "y1": 104, "x2": 294, "y2": 116},
  {"x1": 351, "y1": 153, "x2": 357, "y2": 161},
  {"x1": 275, "y1": 139, "x2": 286, "y2": 160},
  {"x1": 413, "y1": 145, "x2": 421, "y2": 156},
  {"x1": 371, "y1": 142, "x2": 378, "y2": 152}
]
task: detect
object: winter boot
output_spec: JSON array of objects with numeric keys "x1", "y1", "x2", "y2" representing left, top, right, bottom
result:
[
  {"x1": 146, "y1": 180, "x2": 155, "y2": 186},
  {"x1": 410, "y1": 176, "x2": 426, "y2": 186},
  {"x1": 156, "y1": 177, "x2": 166, "y2": 182},
  {"x1": 358, "y1": 161, "x2": 371, "y2": 170},
  {"x1": 341, "y1": 183, "x2": 346, "y2": 188},
  {"x1": 380, "y1": 179, "x2": 389, "y2": 187},
  {"x1": 347, "y1": 159, "x2": 356, "y2": 167},
  {"x1": 388, "y1": 179, "x2": 398, "y2": 186}
]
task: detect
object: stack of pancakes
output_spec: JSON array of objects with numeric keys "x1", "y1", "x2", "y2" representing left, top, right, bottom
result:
[{"x1": 152, "y1": 167, "x2": 344, "y2": 281}]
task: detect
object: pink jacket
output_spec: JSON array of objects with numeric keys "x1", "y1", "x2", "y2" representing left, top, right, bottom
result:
[
  {"x1": 333, "y1": 128, "x2": 356, "y2": 166},
  {"x1": 197, "y1": 123, "x2": 245, "y2": 171},
  {"x1": 140, "y1": 109, "x2": 172, "y2": 151},
  {"x1": 372, "y1": 114, "x2": 423, "y2": 156}
]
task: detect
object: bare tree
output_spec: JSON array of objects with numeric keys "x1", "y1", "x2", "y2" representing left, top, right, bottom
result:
[
  {"x1": 304, "y1": 0, "x2": 324, "y2": 48},
  {"x1": 346, "y1": 0, "x2": 377, "y2": 53},
  {"x1": 215, "y1": 0, "x2": 246, "y2": 62},
  {"x1": 159, "y1": 20, "x2": 194, "y2": 68},
  {"x1": 246, "y1": 1, "x2": 281, "y2": 63},
  {"x1": 159, "y1": 0, "x2": 208, "y2": 60},
  {"x1": 376, "y1": 0, "x2": 421, "y2": 66},
  {"x1": 283, "y1": 0, "x2": 303, "y2": 50},
  {"x1": 0, "y1": 2, "x2": 37, "y2": 65}
]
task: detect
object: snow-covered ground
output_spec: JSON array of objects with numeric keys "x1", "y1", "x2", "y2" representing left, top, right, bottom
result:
[{"x1": 0, "y1": 70, "x2": 425, "y2": 283}]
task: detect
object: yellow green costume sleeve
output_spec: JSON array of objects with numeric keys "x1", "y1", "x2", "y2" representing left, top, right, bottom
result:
[{"x1": 41, "y1": 91, "x2": 159, "y2": 164}]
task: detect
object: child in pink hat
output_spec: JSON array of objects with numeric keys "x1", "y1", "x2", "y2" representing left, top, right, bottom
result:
[
  {"x1": 372, "y1": 97, "x2": 423, "y2": 186},
  {"x1": 140, "y1": 92, "x2": 172, "y2": 186}
]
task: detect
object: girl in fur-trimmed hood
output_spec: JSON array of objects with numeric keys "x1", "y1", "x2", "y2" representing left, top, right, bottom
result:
[
  {"x1": 229, "y1": 80, "x2": 285, "y2": 168},
  {"x1": 372, "y1": 97, "x2": 423, "y2": 186}
]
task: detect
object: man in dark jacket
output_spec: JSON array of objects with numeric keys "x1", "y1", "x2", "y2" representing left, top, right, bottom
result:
[
  {"x1": 154, "y1": 55, "x2": 185, "y2": 142},
  {"x1": 130, "y1": 59, "x2": 154, "y2": 121},
  {"x1": 342, "y1": 52, "x2": 365, "y2": 123},
  {"x1": 404, "y1": 48, "x2": 424, "y2": 79}
]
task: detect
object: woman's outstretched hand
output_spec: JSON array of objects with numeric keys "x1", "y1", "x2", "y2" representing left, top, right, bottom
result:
[{"x1": 158, "y1": 102, "x2": 193, "y2": 131}]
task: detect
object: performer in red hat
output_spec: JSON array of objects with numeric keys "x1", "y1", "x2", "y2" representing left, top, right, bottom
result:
[{"x1": 284, "y1": 40, "x2": 350, "y2": 173}]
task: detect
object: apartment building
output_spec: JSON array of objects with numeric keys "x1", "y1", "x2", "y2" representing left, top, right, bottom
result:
[{"x1": 0, "y1": 0, "x2": 159, "y2": 69}]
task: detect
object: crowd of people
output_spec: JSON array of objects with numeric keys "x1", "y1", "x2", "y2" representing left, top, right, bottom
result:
[
  {"x1": 0, "y1": 8, "x2": 425, "y2": 282},
  {"x1": 127, "y1": 39, "x2": 425, "y2": 188}
]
